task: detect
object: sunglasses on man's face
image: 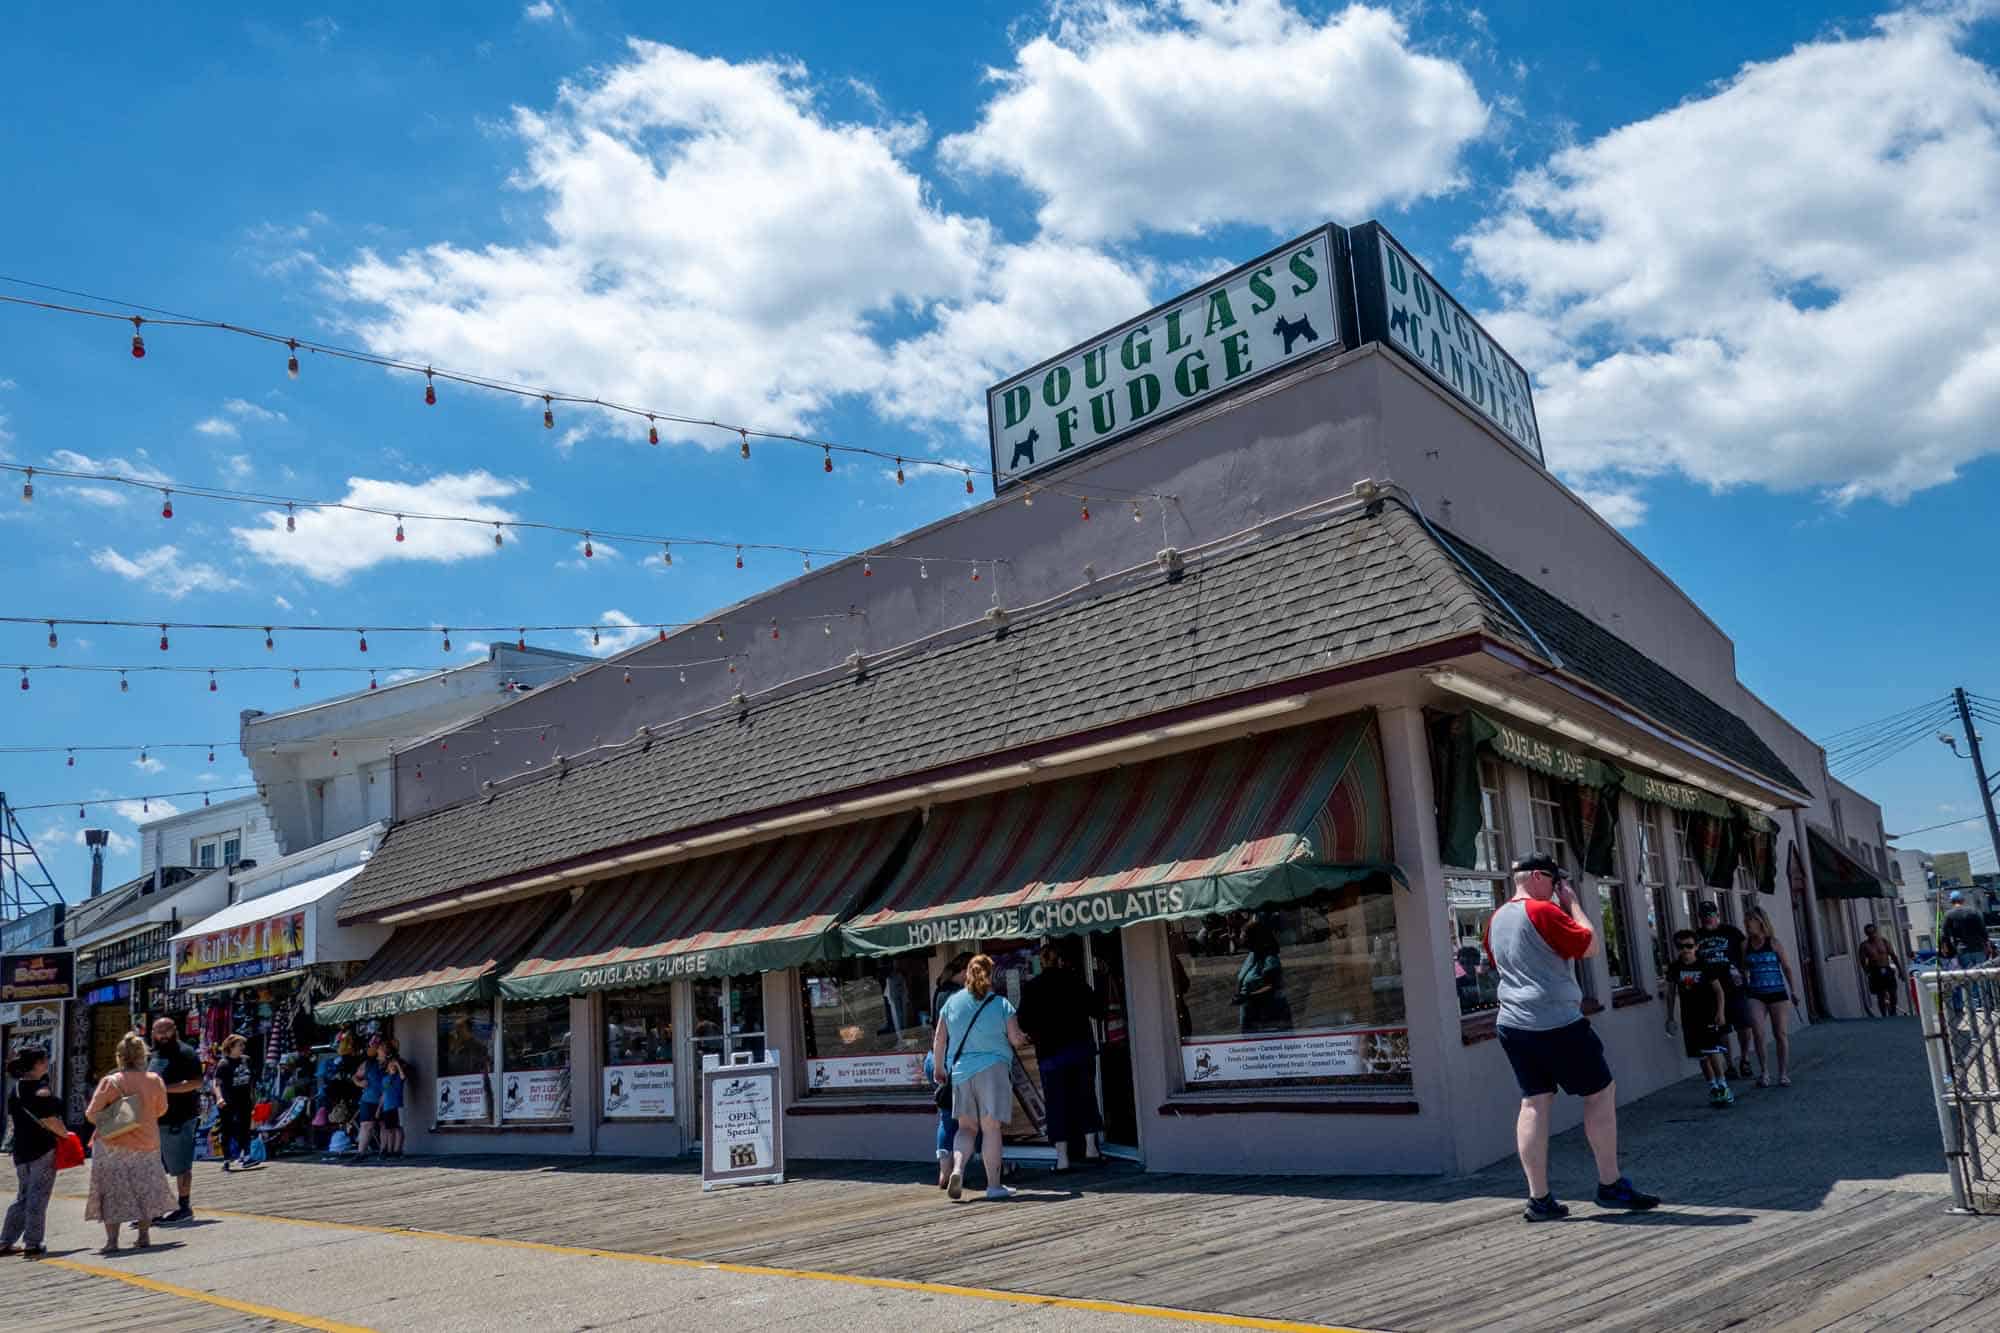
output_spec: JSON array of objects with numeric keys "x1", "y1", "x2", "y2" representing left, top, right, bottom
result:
[{"x1": 1676, "y1": 942, "x2": 1698, "y2": 950}]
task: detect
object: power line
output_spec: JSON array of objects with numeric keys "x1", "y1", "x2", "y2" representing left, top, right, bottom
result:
[
  {"x1": 1889, "y1": 813, "x2": 1997, "y2": 840},
  {"x1": 0, "y1": 278, "x2": 1172, "y2": 504},
  {"x1": 3, "y1": 459, "x2": 1011, "y2": 570},
  {"x1": 1818, "y1": 694, "x2": 1954, "y2": 748}
]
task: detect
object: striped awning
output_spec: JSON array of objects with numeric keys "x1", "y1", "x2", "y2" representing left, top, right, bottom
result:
[
  {"x1": 498, "y1": 816, "x2": 915, "y2": 1000},
  {"x1": 315, "y1": 896, "x2": 562, "y2": 1023},
  {"x1": 841, "y1": 710, "x2": 1397, "y2": 956},
  {"x1": 1807, "y1": 826, "x2": 1888, "y2": 900}
]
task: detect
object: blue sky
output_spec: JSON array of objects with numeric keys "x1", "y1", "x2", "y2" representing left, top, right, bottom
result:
[{"x1": 3, "y1": 1, "x2": 1998, "y2": 901}]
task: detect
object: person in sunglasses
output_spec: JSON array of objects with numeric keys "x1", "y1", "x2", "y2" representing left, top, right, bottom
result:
[
  {"x1": 1663, "y1": 931, "x2": 1733, "y2": 1106},
  {"x1": 1484, "y1": 853, "x2": 1659, "y2": 1221}
]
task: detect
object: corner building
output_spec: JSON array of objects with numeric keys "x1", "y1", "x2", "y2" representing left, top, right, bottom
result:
[{"x1": 323, "y1": 225, "x2": 1894, "y2": 1175}]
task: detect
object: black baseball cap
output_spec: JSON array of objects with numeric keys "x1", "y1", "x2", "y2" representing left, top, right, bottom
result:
[
  {"x1": 1698, "y1": 900, "x2": 1721, "y2": 917},
  {"x1": 1510, "y1": 853, "x2": 1565, "y2": 878}
]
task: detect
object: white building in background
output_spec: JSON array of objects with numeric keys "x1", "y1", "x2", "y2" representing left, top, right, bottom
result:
[
  {"x1": 138, "y1": 794, "x2": 282, "y2": 877},
  {"x1": 1888, "y1": 847, "x2": 1934, "y2": 952}
]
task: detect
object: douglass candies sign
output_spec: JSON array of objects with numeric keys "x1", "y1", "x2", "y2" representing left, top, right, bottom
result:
[{"x1": 986, "y1": 228, "x2": 1343, "y2": 489}]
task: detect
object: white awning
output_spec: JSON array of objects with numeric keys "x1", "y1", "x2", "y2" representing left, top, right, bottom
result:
[{"x1": 172, "y1": 865, "x2": 365, "y2": 942}]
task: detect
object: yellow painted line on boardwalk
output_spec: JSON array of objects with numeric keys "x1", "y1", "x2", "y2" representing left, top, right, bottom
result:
[
  {"x1": 181, "y1": 1203, "x2": 1378, "y2": 1332},
  {"x1": 42, "y1": 1256, "x2": 376, "y2": 1333}
]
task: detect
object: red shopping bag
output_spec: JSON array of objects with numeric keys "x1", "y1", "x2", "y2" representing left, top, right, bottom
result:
[{"x1": 54, "y1": 1132, "x2": 86, "y2": 1171}]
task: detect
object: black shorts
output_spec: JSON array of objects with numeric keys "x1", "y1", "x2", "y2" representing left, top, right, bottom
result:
[
  {"x1": 1497, "y1": 1019, "x2": 1613, "y2": 1099},
  {"x1": 1681, "y1": 1021, "x2": 1727, "y2": 1061},
  {"x1": 379, "y1": 1108, "x2": 402, "y2": 1131},
  {"x1": 1723, "y1": 990, "x2": 1751, "y2": 1029},
  {"x1": 1867, "y1": 966, "x2": 1897, "y2": 992}
]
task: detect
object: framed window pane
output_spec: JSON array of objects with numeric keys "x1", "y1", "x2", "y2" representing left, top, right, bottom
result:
[
  {"x1": 222, "y1": 837, "x2": 241, "y2": 865},
  {"x1": 1167, "y1": 884, "x2": 1409, "y2": 1091},
  {"x1": 798, "y1": 952, "x2": 933, "y2": 1096},
  {"x1": 1597, "y1": 881, "x2": 1635, "y2": 992},
  {"x1": 1527, "y1": 776, "x2": 1570, "y2": 868},
  {"x1": 1448, "y1": 877, "x2": 1506, "y2": 1014},
  {"x1": 435, "y1": 1002, "x2": 494, "y2": 1123},
  {"x1": 1471, "y1": 758, "x2": 1508, "y2": 873},
  {"x1": 499, "y1": 997, "x2": 571, "y2": 1122},
  {"x1": 602, "y1": 988, "x2": 675, "y2": 1120},
  {"x1": 1818, "y1": 899, "x2": 1849, "y2": 957},
  {"x1": 692, "y1": 974, "x2": 766, "y2": 1068}
]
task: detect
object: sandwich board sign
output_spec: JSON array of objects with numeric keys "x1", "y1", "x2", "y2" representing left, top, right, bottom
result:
[
  {"x1": 701, "y1": 1048, "x2": 785, "y2": 1191},
  {"x1": 986, "y1": 226, "x2": 1345, "y2": 491}
]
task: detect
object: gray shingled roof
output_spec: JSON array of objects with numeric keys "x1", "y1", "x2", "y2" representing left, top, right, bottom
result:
[{"x1": 337, "y1": 502, "x2": 1799, "y2": 922}]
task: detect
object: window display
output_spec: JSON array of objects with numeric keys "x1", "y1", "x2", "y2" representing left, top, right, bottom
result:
[
  {"x1": 500, "y1": 997, "x2": 571, "y2": 1122},
  {"x1": 1167, "y1": 884, "x2": 1409, "y2": 1091},
  {"x1": 691, "y1": 975, "x2": 765, "y2": 1068},
  {"x1": 602, "y1": 988, "x2": 674, "y2": 1119},
  {"x1": 435, "y1": 1002, "x2": 493, "y2": 1124},
  {"x1": 798, "y1": 953, "x2": 933, "y2": 1095}
]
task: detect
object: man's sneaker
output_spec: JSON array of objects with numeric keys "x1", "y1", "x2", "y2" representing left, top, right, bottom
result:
[
  {"x1": 1707, "y1": 1084, "x2": 1727, "y2": 1106},
  {"x1": 1718, "y1": 1084, "x2": 1737, "y2": 1107},
  {"x1": 1523, "y1": 1193, "x2": 1569, "y2": 1222},
  {"x1": 1595, "y1": 1178, "x2": 1660, "y2": 1211},
  {"x1": 155, "y1": 1205, "x2": 193, "y2": 1225}
]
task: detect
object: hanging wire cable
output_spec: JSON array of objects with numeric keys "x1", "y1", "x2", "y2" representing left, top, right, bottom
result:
[
  {"x1": 1819, "y1": 694, "x2": 1954, "y2": 750},
  {"x1": 0, "y1": 459, "x2": 999, "y2": 569},
  {"x1": 0, "y1": 279, "x2": 1172, "y2": 505},
  {"x1": 3, "y1": 612, "x2": 859, "y2": 645}
]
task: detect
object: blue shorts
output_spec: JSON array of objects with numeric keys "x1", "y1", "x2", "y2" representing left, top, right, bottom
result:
[
  {"x1": 158, "y1": 1119, "x2": 198, "y2": 1175},
  {"x1": 1497, "y1": 1019, "x2": 1613, "y2": 1099}
]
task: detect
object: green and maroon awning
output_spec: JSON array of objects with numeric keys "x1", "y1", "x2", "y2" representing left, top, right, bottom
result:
[
  {"x1": 315, "y1": 895, "x2": 564, "y2": 1023},
  {"x1": 1807, "y1": 825, "x2": 1888, "y2": 900},
  {"x1": 840, "y1": 711, "x2": 1397, "y2": 957},
  {"x1": 498, "y1": 816, "x2": 915, "y2": 1000}
]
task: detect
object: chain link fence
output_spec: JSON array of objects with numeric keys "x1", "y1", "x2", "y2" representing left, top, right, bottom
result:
[{"x1": 1916, "y1": 965, "x2": 2000, "y2": 1213}]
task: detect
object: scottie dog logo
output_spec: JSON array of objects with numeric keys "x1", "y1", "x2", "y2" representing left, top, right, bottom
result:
[
  {"x1": 1273, "y1": 314, "x2": 1319, "y2": 355},
  {"x1": 1009, "y1": 427, "x2": 1040, "y2": 469},
  {"x1": 1190, "y1": 1049, "x2": 1220, "y2": 1082}
]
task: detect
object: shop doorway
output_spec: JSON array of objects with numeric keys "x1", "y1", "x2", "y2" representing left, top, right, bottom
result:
[
  {"x1": 691, "y1": 974, "x2": 766, "y2": 1066},
  {"x1": 1083, "y1": 929, "x2": 1140, "y2": 1158}
]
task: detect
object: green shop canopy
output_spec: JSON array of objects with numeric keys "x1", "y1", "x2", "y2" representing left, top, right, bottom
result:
[
  {"x1": 498, "y1": 816, "x2": 915, "y2": 1000},
  {"x1": 315, "y1": 895, "x2": 563, "y2": 1024},
  {"x1": 1807, "y1": 825, "x2": 1888, "y2": 900},
  {"x1": 1429, "y1": 709, "x2": 1622, "y2": 876},
  {"x1": 839, "y1": 710, "x2": 1398, "y2": 957}
]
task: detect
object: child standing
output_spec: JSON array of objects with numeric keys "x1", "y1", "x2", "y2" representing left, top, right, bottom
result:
[{"x1": 1665, "y1": 931, "x2": 1734, "y2": 1107}]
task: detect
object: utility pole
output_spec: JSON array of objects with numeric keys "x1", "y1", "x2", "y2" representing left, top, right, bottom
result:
[{"x1": 1952, "y1": 688, "x2": 2000, "y2": 889}]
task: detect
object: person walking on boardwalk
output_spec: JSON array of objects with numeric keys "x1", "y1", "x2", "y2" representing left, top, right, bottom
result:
[
  {"x1": 85, "y1": 1033, "x2": 178, "y2": 1253},
  {"x1": 1694, "y1": 903, "x2": 1756, "y2": 1081},
  {"x1": 1742, "y1": 909, "x2": 1799, "y2": 1086},
  {"x1": 926, "y1": 954, "x2": 975, "y2": 1189},
  {"x1": 1663, "y1": 931, "x2": 1733, "y2": 1106},
  {"x1": 1017, "y1": 942, "x2": 1106, "y2": 1172},
  {"x1": 213, "y1": 1034, "x2": 259, "y2": 1171},
  {"x1": 1858, "y1": 924, "x2": 1901, "y2": 1018},
  {"x1": 148, "y1": 1017, "x2": 202, "y2": 1225},
  {"x1": 1484, "y1": 853, "x2": 1660, "y2": 1222},
  {"x1": 932, "y1": 954, "x2": 1031, "y2": 1202},
  {"x1": 1, "y1": 1046, "x2": 65, "y2": 1258}
]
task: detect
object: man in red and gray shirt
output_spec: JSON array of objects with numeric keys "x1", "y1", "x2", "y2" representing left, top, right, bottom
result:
[{"x1": 1484, "y1": 853, "x2": 1659, "y2": 1221}]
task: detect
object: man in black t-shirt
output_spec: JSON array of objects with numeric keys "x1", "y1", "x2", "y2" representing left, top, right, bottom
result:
[
  {"x1": 149, "y1": 1018, "x2": 204, "y2": 1224},
  {"x1": 1942, "y1": 892, "x2": 1990, "y2": 968},
  {"x1": 1696, "y1": 903, "x2": 1755, "y2": 1079}
]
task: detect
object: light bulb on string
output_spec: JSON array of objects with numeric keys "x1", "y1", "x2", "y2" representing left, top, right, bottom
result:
[
  {"x1": 517, "y1": 630, "x2": 526, "y2": 650},
  {"x1": 1080, "y1": 497, "x2": 1091, "y2": 521},
  {"x1": 661, "y1": 543, "x2": 672, "y2": 567},
  {"x1": 46, "y1": 622, "x2": 57, "y2": 649},
  {"x1": 823, "y1": 447, "x2": 833, "y2": 474},
  {"x1": 647, "y1": 416, "x2": 659, "y2": 446},
  {"x1": 494, "y1": 524, "x2": 505, "y2": 548},
  {"x1": 895, "y1": 459, "x2": 905, "y2": 486},
  {"x1": 770, "y1": 619, "x2": 780, "y2": 640},
  {"x1": 734, "y1": 546, "x2": 743, "y2": 570},
  {"x1": 142, "y1": 798, "x2": 149, "y2": 814},
  {"x1": 656, "y1": 629, "x2": 665, "y2": 644},
  {"x1": 292, "y1": 671, "x2": 301, "y2": 689},
  {"x1": 424, "y1": 370, "x2": 437, "y2": 406},
  {"x1": 802, "y1": 553, "x2": 811, "y2": 572},
  {"x1": 66, "y1": 750, "x2": 74, "y2": 767},
  {"x1": 678, "y1": 669, "x2": 686, "y2": 683},
  {"x1": 208, "y1": 671, "x2": 218, "y2": 693},
  {"x1": 119, "y1": 671, "x2": 129, "y2": 693},
  {"x1": 623, "y1": 669, "x2": 632, "y2": 685},
  {"x1": 130, "y1": 316, "x2": 145, "y2": 359},
  {"x1": 441, "y1": 629, "x2": 452, "y2": 652},
  {"x1": 140, "y1": 748, "x2": 147, "y2": 764},
  {"x1": 1023, "y1": 487, "x2": 1034, "y2": 507},
  {"x1": 542, "y1": 396, "x2": 555, "y2": 430},
  {"x1": 591, "y1": 626, "x2": 601, "y2": 648},
  {"x1": 206, "y1": 749, "x2": 214, "y2": 764},
  {"x1": 265, "y1": 628, "x2": 274, "y2": 651},
  {"x1": 331, "y1": 743, "x2": 339, "y2": 757},
  {"x1": 78, "y1": 805, "x2": 85, "y2": 819},
  {"x1": 21, "y1": 467, "x2": 31, "y2": 502},
  {"x1": 715, "y1": 626, "x2": 725, "y2": 642},
  {"x1": 159, "y1": 626, "x2": 169, "y2": 652},
  {"x1": 358, "y1": 631, "x2": 369, "y2": 653},
  {"x1": 822, "y1": 623, "x2": 832, "y2": 637},
  {"x1": 367, "y1": 672, "x2": 377, "y2": 691},
  {"x1": 286, "y1": 339, "x2": 300, "y2": 379},
  {"x1": 971, "y1": 565, "x2": 981, "y2": 583},
  {"x1": 1131, "y1": 500, "x2": 1143, "y2": 523},
  {"x1": 203, "y1": 792, "x2": 211, "y2": 807},
  {"x1": 583, "y1": 533, "x2": 593, "y2": 559},
  {"x1": 862, "y1": 560, "x2": 872, "y2": 578},
  {"x1": 160, "y1": 489, "x2": 173, "y2": 519},
  {"x1": 739, "y1": 429, "x2": 750, "y2": 460},
  {"x1": 285, "y1": 504, "x2": 296, "y2": 533},
  {"x1": 965, "y1": 470, "x2": 975, "y2": 495},
  {"x1": 17, "y1": 670, "x2": 26, "y2": 692},
  {"x1": 918, "y1": 560, "x2": 929, "y2": 580}
]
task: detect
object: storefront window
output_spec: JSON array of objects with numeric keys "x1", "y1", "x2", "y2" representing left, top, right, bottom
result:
[
  {"x1": 1817, "y1": 898, "x2": 1850, "y2": 958},
  {"x1": 798, "y1": 953, "x2": 933, "y2": 1096},
  {"x1": 1636, "y1": 805, "x2": 1674, "y2": 989},
  {"x1": 1597, "y1": 824, "x2": 1636, "y2": 993},
  {"x1": 1672, "y1": 811, "x2": 1703, "y2": 929},
  {"x1": 1167, "y1": 884, "x2": 1409, "y2": 1091},
  {"x1": 692, "y1": 975, "x2": 765, "y2": 1067},
  {"x1": 499, "y1": 997, "x2": 571, "y2": 1123},
  {"x1": 1526, "y1": 776, "x2": 1571, "y2": 869},
  {"x1": 1447, "y1": 758, "x2": 1509, "y2": 1015},
  {"x1": 602, "y1": 988, "x2": 675, "y2": 1120},
  {"x1": 435, "y1": 1002, "x2": 494, "y2": 1124}
]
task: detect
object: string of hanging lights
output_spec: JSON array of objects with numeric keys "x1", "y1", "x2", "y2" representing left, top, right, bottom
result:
[
  {"x1": 6, "y1": 652, "x2": 751, "y2": 694},
  {"x1": 0, "y1": 278, "x2": 1174, "y2": 506},
  {"x1": 0, "y1": 460, "x2": 1018, "y2": 569}
]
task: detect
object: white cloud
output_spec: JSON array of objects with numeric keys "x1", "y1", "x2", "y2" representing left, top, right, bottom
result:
[
  {"x1": 233, "y1": 470, "x2": 523, "y2": 583},
  {"x1": 194, "y1": 416, "x2": 239, "y2": 439},
  {"x1": 273, "y1": 594, "x2": 293, "y2": 610},
  {"x1": 224, "y1": 398, "x2": 286, "y2": 423},
  {"x1": 523, "y1": 0, "x2": 572, "y2": 24},
  {"x1": 940, "y1": 1, "x2": 1488, "y2": 241},
  {"x1": 90, "y1": 545, "x2": 242, "y2": 599},
  {"x1": 331, "y1": 41, "x2": 1024, "y2": 444},
  {"x1": 1570, "y1": 485, "x2": 1648, "y2": 529},
  {"x1": 219, "y1": 453, "x2": 253, "y2": 483},
  {"x1": 70, "y1": 487, "x2": 126, "y2": 508},
  {"x1": 132, "y1": 755, "x2": 165, "y2": 775},
  {"x1": 49, "y1": 448, "x2": 169, "y2": 486},
  {"x1": 1462, "y1": 8, "x2": 2000, "y2": 504},
  {"x1": 111, "y1": 798, "x2": 179, "y2": 823},
  {"x1": 35, "y1": 824, "x2": 136, "y2": 857},
  {"x1": 579, "y1": 609, "x2": 652, "y2": 656}
]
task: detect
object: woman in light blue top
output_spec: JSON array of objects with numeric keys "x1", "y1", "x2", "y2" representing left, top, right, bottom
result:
[{"x1": 931, "y1": 954, "x2": 1029, "y2": 1202}]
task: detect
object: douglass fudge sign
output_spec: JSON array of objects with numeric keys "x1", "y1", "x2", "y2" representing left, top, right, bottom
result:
[{"x1": 987, "y1": 227, "x2": 1344, "y2": 489}]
